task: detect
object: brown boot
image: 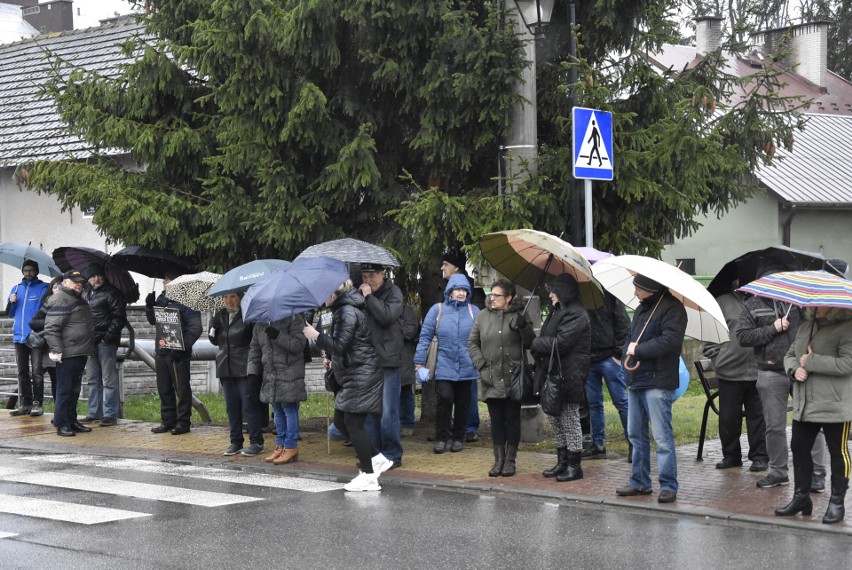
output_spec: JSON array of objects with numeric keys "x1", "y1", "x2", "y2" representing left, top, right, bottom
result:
[
  {"x1": 264, "y1": 445, "x2": 284, "y2": 463},
  {"x1": 273, "y1": 447, "x2": 299, "y2": 465}
]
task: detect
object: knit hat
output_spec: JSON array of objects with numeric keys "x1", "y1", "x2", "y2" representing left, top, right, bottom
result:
[
  {"x1": 21, "y1": 259, "x2": 38, "y2": 271},
  {"x1": 442, "y1": 250, "x2": 466, "y2": 271},
  {"x1": 83, "y1": 263, "x2": 105, "y2": 279},
  {"x1": 633, "y1": 273, "x2": 665, "y2": 293}
]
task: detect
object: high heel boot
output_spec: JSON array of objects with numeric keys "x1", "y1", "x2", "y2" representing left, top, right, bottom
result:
[
  {"x1": 489, "y1": 445, "x2": 505, "y2": 477},
  {"x1": 543, "y1": 447, "x2": 568, "y2": 478},
  {"x1": 822, "y1": 476, "x2": 848, "y2": 524}
]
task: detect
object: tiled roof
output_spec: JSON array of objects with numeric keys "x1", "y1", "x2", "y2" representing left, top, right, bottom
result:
[
  {"x1": 758, "y1": 113, "x2": 852, "y2": 207},
  {"x1": 0, "y1": 15, "x2": 144, "y2": 168}
]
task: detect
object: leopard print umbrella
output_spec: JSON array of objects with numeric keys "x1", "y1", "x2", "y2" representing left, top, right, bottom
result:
[{"x1": 165, "y1": 271, "x2": 224, "y2": 312}]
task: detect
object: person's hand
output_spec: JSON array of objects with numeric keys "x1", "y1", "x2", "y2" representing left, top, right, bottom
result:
[
  {"x1": 799, "y1": 345, "x2": 813, "y2": 367},
  {"x1": 208, "y1": 327, "x2": 216, "y2": 338},
  {"x1": 303, "y1": 323, "x2": 319, "y2": 341},
  {"x1": 323, "y1": 356, "x2": 331, "y2": 369},
  {"x1": 49, "y1": 352, "x2": 62, "y2": 363},
  {"x1": 145, "y1": 291, "x2": 156, "y2": 306},
  {"x1": 612, "y1": 357, "x2": 621, "y2": 366},
  {"x1": 794, "y1": 367, "x2": 808, "y2": 382},
  {"x1": 265, "y1": 326, "x2": 280, "y2": 340},
  {"x1": 358, "y1": 283, "x2": 373, "y2": 297},
  {"x1": 513, "y1": 315, "x2": 527, "y2": 330},
  {"x1": 774, "y1": 317, "x2": 789, "y2": 332},
  {"x1": 626, "y1": 342, "x2": 638, "y2": 356},
  {"x1": 9, "y1": 293, "x2": 16, "y2": 303}
]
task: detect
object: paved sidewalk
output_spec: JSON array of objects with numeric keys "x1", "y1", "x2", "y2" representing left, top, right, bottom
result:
[{"x1": 1, "y1": 411, "x2": 849, "y2": 535}]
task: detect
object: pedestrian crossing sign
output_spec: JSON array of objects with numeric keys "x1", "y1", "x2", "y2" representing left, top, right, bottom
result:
[{"x1": 572, "y1": 107, "x2": 613, "y2": 181}]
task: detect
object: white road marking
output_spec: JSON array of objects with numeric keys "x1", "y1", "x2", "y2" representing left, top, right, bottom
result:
[
  {"x1": 0, "y1": 495, "x2": 150, "y2": 525},
  {"x1": 0, "y1": 531, "x2": 19, "y2": 538}
]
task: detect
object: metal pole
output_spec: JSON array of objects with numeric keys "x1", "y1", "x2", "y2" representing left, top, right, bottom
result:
[
  {"x1": 585, "y1": 178, "x2": 593, "y2": 246},
  {"x1": 568, "y1": 0, "x2": 582, "y2": 246}
]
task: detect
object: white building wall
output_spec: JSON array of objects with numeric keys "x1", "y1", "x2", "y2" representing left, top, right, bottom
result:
[{"x1": 789, "y1": 209, "x2": 852, "y2": 270}]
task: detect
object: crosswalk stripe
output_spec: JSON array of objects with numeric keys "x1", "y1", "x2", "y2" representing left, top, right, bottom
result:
[
  {"x1": 26, "y1": 454, "x2": 345, "y2": 493},
  {"x1": 0, "y1": 494, "x2": 150, "y2": 525},
  {"x1": 0, "y1": 470, "x2": 262, "y2": 507},
  {"x1": 0, "y1": 531, "x2": 20, "y2": 538}
]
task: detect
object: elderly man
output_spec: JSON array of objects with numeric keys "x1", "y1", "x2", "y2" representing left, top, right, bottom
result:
[
  {"x1": 80, "y1": 263, "x2": 127, "y2": 426},
  {"x1": 360, "y1": 263, "x2": 404, "y2": 469},
  {"x1": 44, "y1": 271, "x2": 94, "y2": 437}
]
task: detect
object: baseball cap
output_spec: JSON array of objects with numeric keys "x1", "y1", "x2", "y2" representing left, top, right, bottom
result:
[{"x1": 63, "y1": 270, "x2": 87, "y2": 283}]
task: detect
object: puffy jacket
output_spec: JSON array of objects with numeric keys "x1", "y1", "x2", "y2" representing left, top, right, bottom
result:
[
  {"x1": 588, "y1": 291, "x2": 630, "y2": 362},
  {"x1": 784, "y1": 308, "x2": 852, "y2": 423},
  {"x1": 468, "y1": 299, "x2": 535, "y2": 400},
  {"x1": 28, "y1": 285, "x2": 58, "y2": 368},
  {"x1": 623, "y1": 290, "x2": 687, "y2": 390},
  {"x1": 400, "y1": 304, "x2": 421, "y2": 386},
  {"x1": 316, "y1": 288, "x2": 383, "y2": 415},
  {"x1": 209, "y1": 308, "x2": 253, "y2": 379},
  {"x1": 737, "y1": 296, "x2": 802, "y2": 372},
  {"x1": 6, "y1": 277, "x2": 48, "y2": 343},
  {"x1": 530, "y1": 275, "x2": 591, "y2": 411},
  {"x1": 145, "y1": 292, "x2": 202, "y2": 359},
  {"x1": 247, "y1": 315, "x2": 307, "y2": 404},
  {"x1": 84, "y1": 282, "x2": 127, "y2": 346},
  {"x1": 44, "y1": 285, "x2": 94, "y2": 358},
  {"x1": 363, "y1": 277, "x2": 404, "y2": 368},
  {"x1": 414, "y1": 274, "x2": 480, "y2": 382},
  {"x1": 702, "y1": 292, "x2": 757, "y2": 382}
]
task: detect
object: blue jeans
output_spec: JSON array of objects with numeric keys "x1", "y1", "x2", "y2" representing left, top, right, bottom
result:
[
  {"x1": 627, "y1": 388, "x2": 678, "y2": 493},
  {"x1": 85, "y1": 342, "x2": 119, "y2": 419},
  {"x1": 586, "y1": 357, "x2": 629, "y2": 447},
  {"x1": 272, "y1": 401, "x2": 300, "y2": 449},
  {"x1": 222, "y1": 376, "x2": 263, "y2": 447},
  {"x1": 400, "y1": 384, "x2": 416, "y2": 429},
  {"x1": 365, "y1": 368, "x2": 403, "y2": 461},
  {"x1": 467, "y1": 380, "x2": 480, "y2": 434}
]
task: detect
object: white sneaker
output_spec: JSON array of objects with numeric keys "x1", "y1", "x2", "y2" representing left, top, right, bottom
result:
[
  {"x1": 372, "y1": 453, "x2": 394, "y2": 476},
  {"x1": 344, "y1": 471, "x2": 381, "y2": 492}
]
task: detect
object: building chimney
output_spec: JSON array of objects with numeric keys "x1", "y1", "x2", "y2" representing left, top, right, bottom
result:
[
  {"x1": 750, "y1": 21, "x2": 829, "y2": 88},
  {"x1": 695, "y1": 16, "x2": 723, "y2": 56}
]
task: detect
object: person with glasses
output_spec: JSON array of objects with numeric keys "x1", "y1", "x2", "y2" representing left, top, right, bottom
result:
[{"x1": 468, "y1": 279, "x2": 535, "y2": 476}]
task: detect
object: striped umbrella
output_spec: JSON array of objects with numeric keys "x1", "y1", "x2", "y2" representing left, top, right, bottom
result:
[{"x1": 737, "y1": 270, "x2": 852, "y2": 309}]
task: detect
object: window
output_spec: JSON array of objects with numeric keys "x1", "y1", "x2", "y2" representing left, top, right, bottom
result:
[
  {"x1": 83, "y1": 206, "x2": 97, "y2": 218},
  {"x1": 22, "y1": 6, "x2": 40, "y2": 15},
  {"x1": 676, "y1": 258, "x2": 696, "y2": 275}
]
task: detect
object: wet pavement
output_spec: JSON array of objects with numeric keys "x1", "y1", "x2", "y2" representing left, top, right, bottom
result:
[{"x1": 2, "y1": 411, "x2": 850, "y2": 536}]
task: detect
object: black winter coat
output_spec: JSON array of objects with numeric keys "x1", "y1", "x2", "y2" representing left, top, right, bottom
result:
[
  {"x1": 363, "y1": 278, "x2": 403, "y2": 368},
  {"x1": 247, "y1": 316, "x2": 307, "y2": 404},
  {"x1": 623, "y1": 290, "x2": 687, "y2": 390},
  {"x1": 209, "y1": 308, "x2": 253, "y2": 379},
  {"x1": 85, "y1": 282, "x2": 127, "y2": 346},
  {"x1": 145, "y1": 292, "x2": 202, "y2": 359},
  {"x1": 316, "y1": 289, "x2": 383, "y2": 415},
  {"x1": 588, "y1": 291, "x2": 630, "y2": 362},
  {"x1": 400, "y1": 304, "x2": 420, "y2": 386},
  {"x1": 736, "y1": 296, "x2": 802, "y2": 372}
]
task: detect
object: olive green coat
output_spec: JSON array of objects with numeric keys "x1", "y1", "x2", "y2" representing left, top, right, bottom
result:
[{"x1": 468, "y1": 303, "x2": 535, "y2": 401}]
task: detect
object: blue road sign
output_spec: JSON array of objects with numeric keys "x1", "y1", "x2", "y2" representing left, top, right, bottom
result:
[{"x1": 572, "y1": 107, "x2": 613, "y2": 181}]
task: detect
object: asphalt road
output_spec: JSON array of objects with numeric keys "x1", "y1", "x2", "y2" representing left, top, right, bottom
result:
[{"x1": 0, "y1": 450, "x2": 848, "y2": 569}]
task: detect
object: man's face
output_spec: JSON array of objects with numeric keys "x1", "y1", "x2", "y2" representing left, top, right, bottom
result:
[
  {"x1": 634, "y1": 287, "x2": 654, "y2": 301},
  {"x1": 64, "y1": 279, "x2": 84, "y2": 293},
  {"x1": 88, "y1": 274, "x2": 105, "y2": 290},
  {"x1": 21, "y1": 267, "x2": 36, "y2": 281},
  {"x1": 441, "y1": 261, "x2": 460, "y2": 279},
  {"x1": 361, "y1": 270, "x2": 384, "y2": 291}
]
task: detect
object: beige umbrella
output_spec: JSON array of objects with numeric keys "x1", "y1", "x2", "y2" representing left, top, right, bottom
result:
[{"x1": 165, "y1": 271, "x2": 225, "y2": 312}]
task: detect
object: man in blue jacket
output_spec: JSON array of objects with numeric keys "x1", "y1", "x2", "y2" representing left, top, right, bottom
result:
[{"x1": 5, "y1": 260, "x2": 48, "y2": 417}]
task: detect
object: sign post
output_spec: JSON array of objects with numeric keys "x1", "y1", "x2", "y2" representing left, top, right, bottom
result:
[{"x1": 572, "y1": 107, "x2": 614, "y2": 246}]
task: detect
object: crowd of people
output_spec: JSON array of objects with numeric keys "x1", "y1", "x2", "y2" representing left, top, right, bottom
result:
[{"x1": 5, "y1": 253, "x2": 851, "y2": 517}]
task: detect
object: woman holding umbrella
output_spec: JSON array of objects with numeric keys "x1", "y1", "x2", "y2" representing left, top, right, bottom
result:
[
  {"x1": 532, "y1": 273, "x2": 592, "y2": 482},
  {"x1": 776, "y1": 305, "x2": 852, "y2": 524},
  {"x1": 304, "y1": 279, "x2": 390, "y2": 492}
]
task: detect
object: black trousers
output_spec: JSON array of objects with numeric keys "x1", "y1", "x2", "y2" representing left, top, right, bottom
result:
[
  {"x1": 14, "y1": 343, "x2": 44, "y2": 406},
  {"x1": 718, "y1": 379, "x2": 768, "y2": 462},
  {"x1": 155, "y1": 354, "x2": 193, "y2": 427},
  {"x1": 791, "y1": 420, "x2": 852, "y2": 491},
  {"x1": 334, "y1": 410, "x2": 377, "y2": 474},
  {"x1": 486, "y1": 398, "x2": 521, "y2": 447},
  {"x1": 53, "y1": 356, "x2": 86, "y2": 428},
  {"x1": 435, "y1": 380, "x2": 472, "y2": 442}
]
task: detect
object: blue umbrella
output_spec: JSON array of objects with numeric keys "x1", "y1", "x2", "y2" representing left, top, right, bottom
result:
[
  {"x1": 241, "y1": 257, "x2": 349, "y2": 323},
  {"x1": 208, "y1": 259, "x2": 291, "y2": 297},
  {"x1": 0, "y1": 242, "x2": 62, "y2": 277}
]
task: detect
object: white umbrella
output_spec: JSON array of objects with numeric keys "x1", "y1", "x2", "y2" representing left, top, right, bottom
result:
[{"x1": 592, "y1": 255, "x2": 728, "y2": 343}]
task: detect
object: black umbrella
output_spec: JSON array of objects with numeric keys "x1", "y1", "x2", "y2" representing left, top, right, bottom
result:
[
  {"x1": 111, "y1": 245, "x2": 195, "y2": 279},
  {"x1": 707, "y1": 245, "x2": 835, "y2": 298},
  {"x1": 52, "y1": 247, "x2": 140, "y2": 303}
]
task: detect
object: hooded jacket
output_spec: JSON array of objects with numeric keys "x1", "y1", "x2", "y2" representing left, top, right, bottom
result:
[
  {"x1": 530, "y1": 274, "x2": 591, "y2": 410},
  {"x1": 784, "y1": 308, "x2": 852, "y2": 423},
  {"x1": 209, "y1": 307, "x2": 253, "y2": 379},
  {"x1": 43, "y1": 285, "x2": 94, "y2": 359},
  {"x1": 414, "y1": 274, "x2": 480, "y2": 382},
  {"x1": 247, "y1": 315, "x2": 307, "y2": 404},
  {"x1": 736, "y1": 296, "x2": 802, "y2": 372},
  {"x1": 363, "y1": 277, "x2": 404, "y2": 368},
  {"x1": 468, "y1": 296, "x2": 535, "y2": 400},
  {"x1": 623, "y1": 289, "x2": 687, "y2": 390},
  {"x1": 6, "y1": 277, "x2": 48, "y2": 343},
  {"x1": 316, "y1": 288, "x2": 383, "y2": 415},
  {"x1": 84, "y1": 281, "x2": 127, "y2": 346}
]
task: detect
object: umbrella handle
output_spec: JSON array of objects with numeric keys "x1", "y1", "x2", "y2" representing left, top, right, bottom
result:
[
  {"x1": 623, "y1": 355, "x2": 640, "y2": 371},
  {"x1": 623, "y1": 294, "x2": 664, "y2": 374}
]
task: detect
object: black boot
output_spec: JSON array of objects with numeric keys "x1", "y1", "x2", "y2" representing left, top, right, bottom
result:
[
  {"x1": 776, "y1": 462, "x2": 813, "y2": 516},
  {"x1": 502, "y1": 445, "x2": 518, "y2": 477},
  {"x1": 823, "y1": 476, "x2": 848, "y2": 524},
  {"x1": 543, "y1": 447, "x2": 568, "y2": 478},
  {"x1": 556, "y1": 451, "x2": 584, "y2": 482},
  {"x1": 489, "y1": 445, "x2": 505, "y2": 477}
]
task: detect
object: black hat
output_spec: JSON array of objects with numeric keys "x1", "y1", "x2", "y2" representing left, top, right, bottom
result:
[
  {"x1": 83, "y1": 263, "x2": 105, "y2": 279},
  {"x1": 63, "y1": 270, "x2": 87, "y2": 283},
  {"x1": 442, "y1": 250, "x2": 466, "y2": 271},
  {"x1": 21, "y1": 259, "x2": 38, "y2": 271},
  {"x1": 360, "y1": 263, "x2": 385, "y2": 273},
  {"x1": 163, "y1": 269, "x2": 183, "y2": 281},
  {"x1": 633, "y1": 273, "x2": 665, "y2": 293}
]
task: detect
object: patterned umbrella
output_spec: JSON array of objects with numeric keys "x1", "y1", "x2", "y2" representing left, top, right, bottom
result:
[
  {"x1": 296, "y1": 238, "x2": 400, "y2": 268},
  {"x1": 165, "y1": 271, "x2": 224, "y2": 312},
  {"x1": 0, "y1": 242, "x2": 62, "y2": 277},
  {"x1": 52, "y1": 246, "x2": 139, "y2": 303},
  {"x1": 737, "y1": 270, "x2": 852, "y2": 309}
]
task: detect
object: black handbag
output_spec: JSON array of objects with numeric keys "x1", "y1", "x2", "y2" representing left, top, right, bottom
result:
[
  {"x1": 25, "y1": 330, "x2": 46, "y2": 350},
  {"x1": 324, "y1": 368, "x2": 341, "y2": 393},
  {"x1": 540, "y1": 340, "x2": 563, "y2": 415},
  {"x1": 508, "y1": 360, "x2": 536, "y2": 403}
]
